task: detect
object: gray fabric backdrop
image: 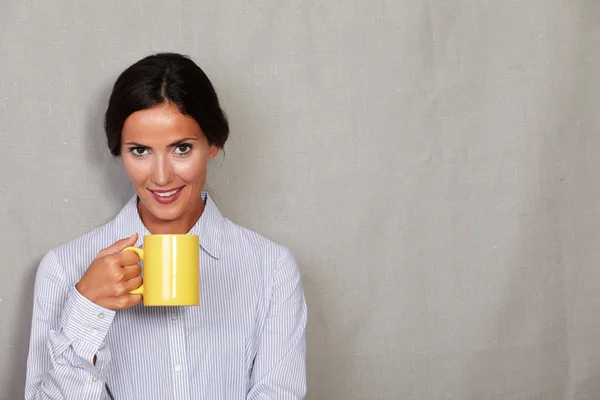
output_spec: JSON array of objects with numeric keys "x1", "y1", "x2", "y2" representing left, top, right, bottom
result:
[{"x1": 1, "y1": 1, "x2": 600, "y2": 399}]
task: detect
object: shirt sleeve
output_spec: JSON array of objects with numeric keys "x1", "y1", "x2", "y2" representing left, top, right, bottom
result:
[
  {"x1": 247, "y1": 247, "x2": 308, "y2": 399},
  {"x1": 25, "y1": 250, "x2": 116, "y2": 400}
]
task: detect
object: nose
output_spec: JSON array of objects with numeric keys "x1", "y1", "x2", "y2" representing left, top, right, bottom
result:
[{"x1": 150, "y1": 155, "x2": 174, "y2": 186}]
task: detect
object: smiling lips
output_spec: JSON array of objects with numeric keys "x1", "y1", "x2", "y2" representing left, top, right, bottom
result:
[{"x1": 149, "y1": 186, "x2": 184, "y2": 204}]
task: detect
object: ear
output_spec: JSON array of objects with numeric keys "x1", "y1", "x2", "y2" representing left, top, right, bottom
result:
[{"x1": 208, "y1": 145, "x2": 220, "y2": 159}]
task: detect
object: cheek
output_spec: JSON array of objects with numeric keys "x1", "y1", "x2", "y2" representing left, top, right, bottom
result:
[
  {"x1": 122, "y1": 157, "x2": 150, "y2": 184},
  {"x1": 173, "y1": 155, "x2": 208, "y2": 183}
]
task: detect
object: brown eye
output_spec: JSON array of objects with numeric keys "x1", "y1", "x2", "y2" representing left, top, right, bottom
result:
[
  {"x1": 175, "y1": 144, "x2": 192, "y2": 155},
  {"x1": 130, "y1": 147, "x2": 148, "y2": 157}
]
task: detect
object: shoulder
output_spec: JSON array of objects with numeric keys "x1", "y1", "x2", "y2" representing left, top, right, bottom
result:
[
  {"x1": 222, "y1": 218, "x2": 291, "y2": 256},
  {"x1": 221, "y1": 218, "x2": 299, "y2": 273},
  {"x1": 40, "y1": 216, "x2": 122, "y2": 286},
  {"x1": 219, "y1": 220, "x2": 304, "y2": 310},
  {"x1": 52, "y1": 222, "x2": 115, "y2": 261}
]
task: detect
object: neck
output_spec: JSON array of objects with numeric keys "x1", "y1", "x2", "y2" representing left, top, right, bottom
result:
[{"x1": 137, "y1": 196, "x2": 205, "y2": 234}]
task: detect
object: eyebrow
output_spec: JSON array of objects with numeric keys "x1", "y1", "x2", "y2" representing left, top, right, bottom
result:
[{"x1": 123, "y1": 137, "x2": 198, "y2": 148}]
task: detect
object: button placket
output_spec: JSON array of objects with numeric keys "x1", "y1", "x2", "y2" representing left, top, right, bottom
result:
[{"x1": 166, "y1": 306, "x2": 190, "y2": 399}]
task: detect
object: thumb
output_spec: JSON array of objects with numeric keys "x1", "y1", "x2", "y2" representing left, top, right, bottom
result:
[{"x1": 100, "y1": 233, "x2": 139, "y2": 257}]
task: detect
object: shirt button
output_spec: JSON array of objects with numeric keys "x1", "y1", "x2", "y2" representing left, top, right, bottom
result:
[
  {"x1": 98, "y1": 313, "x2": 105, "y2": 319},
  {"x1": 91, "y1": 376, "x2": 98, "y2": 383},
  {"x1": 91, "y1": 329, "x2": 98, "y2": 336},
  {"x1": 171, "y1": 313, "x2": 178, "y2": 321},
  {"x1": 174, "y1": 364, "x2": 182, "y2": 372}
]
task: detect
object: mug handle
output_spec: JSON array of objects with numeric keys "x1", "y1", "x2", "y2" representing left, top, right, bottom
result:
[{"x1": 122, "y1": 246, "x2": 144, "y2": 295}]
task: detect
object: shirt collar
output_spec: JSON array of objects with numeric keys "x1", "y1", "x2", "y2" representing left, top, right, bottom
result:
[{"x1": 114, "y1": 191, "x2": 223, "y2": 260}]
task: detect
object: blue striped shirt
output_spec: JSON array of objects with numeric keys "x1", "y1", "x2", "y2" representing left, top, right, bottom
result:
[{"x1": 25, "y1": 192, "x2": 307, "y2": 399}]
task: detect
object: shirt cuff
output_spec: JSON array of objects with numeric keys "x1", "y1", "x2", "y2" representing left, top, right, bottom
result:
[{"x1": 61, "y1": 287, "x2": 116, "y2": 361}]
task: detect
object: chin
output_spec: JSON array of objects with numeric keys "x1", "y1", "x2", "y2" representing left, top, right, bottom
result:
[
  {"x1": 149, "y1": 207, "x2": 185, "y2": 222},
  {"x1": 138, "y1": 195, "x2": 186, "y2": 223}
]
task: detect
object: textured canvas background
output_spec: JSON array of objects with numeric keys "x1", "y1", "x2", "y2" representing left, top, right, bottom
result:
[{"x1": 1, "y1": 1, "x2": 600, "y2": 399}]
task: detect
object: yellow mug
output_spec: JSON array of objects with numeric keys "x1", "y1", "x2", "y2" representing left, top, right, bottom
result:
[{"x1": 123, "y1": 234, "x2": 199, "y2": 306}]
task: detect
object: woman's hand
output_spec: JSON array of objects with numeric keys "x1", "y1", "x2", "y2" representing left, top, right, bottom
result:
[{"x1": 76, "y1": 233, "x2": 143, "y2": 310}]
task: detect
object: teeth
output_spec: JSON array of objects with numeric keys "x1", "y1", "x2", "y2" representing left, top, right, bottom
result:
[{"x1": 154, "y1": 189, "x2": 179, "y2": 197}]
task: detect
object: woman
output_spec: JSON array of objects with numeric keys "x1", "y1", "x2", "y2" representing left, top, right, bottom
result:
[{"x1": 25, "y1": 52, "x2": 307, "y2": 399}]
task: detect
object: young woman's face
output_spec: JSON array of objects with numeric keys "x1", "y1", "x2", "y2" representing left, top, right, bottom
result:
[{"x1": 120, "y1": 103, "x2": 218, "y2": 231}]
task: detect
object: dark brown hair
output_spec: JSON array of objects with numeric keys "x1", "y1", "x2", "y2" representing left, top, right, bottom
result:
[{"x1": 104, "y1": 52, "x2": 229, "y2": 156}]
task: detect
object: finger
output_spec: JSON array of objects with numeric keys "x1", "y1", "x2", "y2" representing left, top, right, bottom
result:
[
  {"x1": 106, "y1": 294, "x2": 143, "y2": 310},
  {"x1": 122, "y1": 276, "x2": 143, "y2": 292},
  {"x1": 115, "y1": 249, "x2": 141, "y2": 266},
  {"x1": 97, "y1": 233, "x2": 139, "y2": 258},
  {"x1": 97, "y1": 251, "x2": 140, "y2": 273},
  {"x1": 121, "y1": 264, "x2": 142, "y2": 280},
  {"x1": 128, "y1": 294, "x2": 143, "y2": 307}
]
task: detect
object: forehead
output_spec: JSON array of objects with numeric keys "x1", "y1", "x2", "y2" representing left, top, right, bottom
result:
[{"x1": 121, "y1": 103, "x2": 204, "y2": 144}]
